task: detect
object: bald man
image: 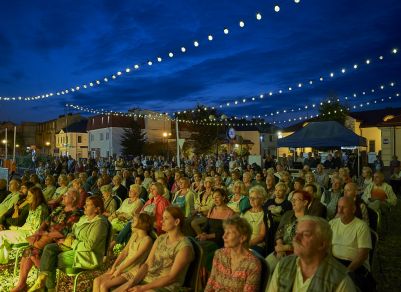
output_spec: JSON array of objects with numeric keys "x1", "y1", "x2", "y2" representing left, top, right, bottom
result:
[
  {"x1": 343, "y1": 182, "x2": 369, "y2": 225},
  {"x1": 329, "y1": 197, "x2": 375, "y2": 291}
]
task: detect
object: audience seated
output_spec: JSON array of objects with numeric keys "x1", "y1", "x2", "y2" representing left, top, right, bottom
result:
[
  {"x1": 0, "y1": 186, "x2": 48, "y2": 264},
  {"x1": 329, "y1": 196, "x2": 375, "y2": 291},
  {"x1": 11, "y1": 188, "x2": 81, "y2": 292},
  {"x1": 0, "y1": 179, "x2": 21, "y2": 221},
  {"x1": 47, "y1": 174, "x2": 68, "y2": 207},
  {"x1": 171, "y1": 177, "x2": 195, "y2": 217},
  {"x1": 227, "y1": 181, "x2": 251, "y2": 214},
  {"x1": 343, "y1": 182, "x2": 369, "y2": 225},
  {"x1": 42, "y1": 175, "x2": 56, "y2": 202},
  {"x1": 114, "y1": 206, "x2": 194, "y2": 292},
  {"x1": 362, "y1": 171, "x2": 397, "y2": 212},
  {"x1": 191, "y1": 176, "x2": 215, "y2": 235},
  {"x1": 101, "y1": 184, "x2": 118, "y2": 217},
  {"x1": 109, "y1": 184, "x2": 143, "y2": 232},
  {"x1": 29, "y1": 196, "x2": 109, "y2": 291},
  {"x1": 267, "y1": 216, "x2": 356, "y2": 292},
  {"x1": 321, "y1": 176, "x2": 343, "y2": 219},
  {"x1": 265, "y1": 173, "x2": 277, "y2": 200},
  {"x1": 112, "y1": 175, "x2": 128, "y2": 202},
  {"x1": 265, "y1": 190, "x2": 312, "y2": 273},
  {"x1": 205, "y1": 215, "x2": 262, "y2": 291},
  {"x1": 93, "y1": 213, "x2": 153, "y2": 292},
  {"x1": 304, "y1": 184, "x2": 327, "y2": 218},
  {"x1": 314, "y1": 163, "x2": 330, "y2": 189}
]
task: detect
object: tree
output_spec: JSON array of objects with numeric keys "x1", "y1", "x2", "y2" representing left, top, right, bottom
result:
[
  {"x1": 120, "y1": 120, "x2": 146, "y2": 156},
  {"x1": 318, "y1": 98, "x2": 349, "y2": 125}
]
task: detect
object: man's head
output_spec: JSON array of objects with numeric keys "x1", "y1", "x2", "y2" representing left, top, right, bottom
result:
[
  {"x1": 344, "y1": 182, "x2": 358, "y2": 199},
  {"x1": 0, "y1": 179, "x2": 7, "y2": 190},
  {"x1": 337, "y1": 196, "x2": 356, "y2": 224},
  {"x1": 373, "y1": 171, "x2": 385, "y2": 186},
  {"x1": 316, "y1": 164, "x2": 324, "y2": 174},
  {"x1": 293, "y1": 216, "x2": 332, "y2": 259},
  {"x1": 9, "y1": 179, "x2": 21, "y2": 193},
  {"x1": 331, "y1": 176, "x2": 343, "y2": 191}
]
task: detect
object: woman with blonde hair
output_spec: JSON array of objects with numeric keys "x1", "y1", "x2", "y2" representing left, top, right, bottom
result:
[{"x1": 227, "y1": 181, "x2": 250, "y2": 214}]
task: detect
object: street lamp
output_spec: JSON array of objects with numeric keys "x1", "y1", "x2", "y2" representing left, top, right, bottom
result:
[
  {"x1": 162, "y1": 132, "x2": 172, "y2": 160},
  {"x1": 209, "y1": 114, "x2": 228, "y2": 157}
]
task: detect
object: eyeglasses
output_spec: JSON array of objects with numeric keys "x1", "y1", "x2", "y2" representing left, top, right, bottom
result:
[{"x1": 291, "y1": 198, "x2": 304, "y2": 203}]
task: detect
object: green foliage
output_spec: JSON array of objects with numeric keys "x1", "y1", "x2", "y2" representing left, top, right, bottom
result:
[
  {"x1": 120, "y1": 120, "x2": 147, "y2": 156},
  {"x1": 318, "y1": 98, "x2": 349, "y2": 124}
]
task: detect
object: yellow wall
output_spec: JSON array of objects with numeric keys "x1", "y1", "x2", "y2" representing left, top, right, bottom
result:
[
  {"x1": 353, "y1": 121, "x2": 381, "y2": 153},
  {"x1": 235, "y1": 131, "x2": 260, "y2": 155},
  {"x1": 56, "y1": 131, "x2": 89, "y2": 159},
  {"x1": 380, "y1": 127, "x2": 401, "y2": 166}
]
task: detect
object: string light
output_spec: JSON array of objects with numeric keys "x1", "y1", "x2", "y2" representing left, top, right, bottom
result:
[
  {"x1": 2, "y1": 3, "x2": 296, "y2": 102},
  {"x1": 274, "y1": 5, "x2": 280, "y2": 12}
]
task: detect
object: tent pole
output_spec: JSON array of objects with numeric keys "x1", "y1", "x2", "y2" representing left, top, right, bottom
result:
[{"x1": 357, "y1": 148, "x2": 360, "y2": 178}]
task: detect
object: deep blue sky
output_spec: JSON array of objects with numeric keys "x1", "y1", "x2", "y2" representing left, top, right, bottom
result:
[{"x1": 0, "y1": 0, "x2": 401, "y2": 125}]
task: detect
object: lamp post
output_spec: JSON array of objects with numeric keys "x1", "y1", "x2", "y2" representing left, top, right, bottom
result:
[
  {"x1": 163, "y1": 132, "x2": 172, "y2": 160},
  {"x1": 209, "y1": 114, "x2": 227, "y2": 157}
]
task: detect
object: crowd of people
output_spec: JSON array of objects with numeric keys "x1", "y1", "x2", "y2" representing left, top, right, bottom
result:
[{"x1": 0, "y1": 151, "x2": 398, "y2": 291}]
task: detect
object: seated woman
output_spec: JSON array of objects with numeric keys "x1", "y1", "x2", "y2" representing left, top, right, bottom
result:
[
  {"x1": 47, "y1": 174, "x2": 69, "y2": 207},
  {"x1": 190, "y1": 176, "x2": 215, "y2": 235},
  {"x1": 265, "y1": 174, "x2": 277, "y2": 200},
  {"x1": 265, "y1": 190, "x2": 311, "y2": 273},
  {"x1": 205, "y1": 216, "x2": 262, "y2": 292},
  {"x1": 171, "y1": 177, "x2": 195, "y2": 218},
  {"x1": 109, "y1": 184, "x2": 144, "y2": 232},
  {"x1": 42, "y1": 175, "x2": 56, "y2": 202},
  {"x1": 196, "y1": 188, "x2": 235, "y2": 272},
  {"x1": 101, "y1": 184, "x2": 118, "y2": 217},
  {"x1": 28, "y1": 196, "x2": 109, "y2": 291},
  {"x1": 0, "y1": 186, "x2": 48, "y2": 264},
  {"x1": 114, "y1": 206, "x2": 194, "y2": 292},
  {"x1": 1, "y1": 181, "x2": 34, "y2": 229},
  {"x1": 11, "y1": 188, "x2": 81, "y2": 292},
  {"x1": 241, "y1": 185, "x2": 270, "y2": 256},
  {"x1": 93, "y1": 213, "x2": 153, "y2": 292},
  {"x1": 227, "y1": 181, "x2": 251, "y2": 214}
]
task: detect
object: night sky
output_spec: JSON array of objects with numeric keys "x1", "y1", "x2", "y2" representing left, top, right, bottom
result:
[{"x1": 0, "y1": 0, "x2": 401, "y2": 126}]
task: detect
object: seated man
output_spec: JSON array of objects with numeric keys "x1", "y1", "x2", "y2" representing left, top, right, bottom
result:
[
  {"x1": 362, "y1": 171, "x2": 397, "y2": 212},
  {"x1": 321, "y1": 176, "x2": 343, "y2": 220},
  {"x1": 329, "y1": 197, "x2": 375, "y2": 291},
  {"x1": 304, "y1": 184, "x2": 327, "y2": 218},
  {"x1": 268, "y1": 216, "x2": 355, "y2": 292}
]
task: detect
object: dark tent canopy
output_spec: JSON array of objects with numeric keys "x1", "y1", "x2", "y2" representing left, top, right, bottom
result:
[{"x1": 277, "y1": 121, "x2": 367, "y2": 148}]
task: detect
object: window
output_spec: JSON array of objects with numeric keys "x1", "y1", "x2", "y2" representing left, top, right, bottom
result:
[
  {"x1": 100, "y1": 133, "x2": 104, "y2": 141},
  {"x1": 78, "y1": 136, "x2": 82, "y2": 143},
  {"x1": 106, "y1": 132, "x2": 109, "y2": 140},
  {"x1": 369, "y1": 140, "x2": 375, "y2": 152},
  {"x1": 90, "y1": 134, "x2": 94, "y2": 141}
]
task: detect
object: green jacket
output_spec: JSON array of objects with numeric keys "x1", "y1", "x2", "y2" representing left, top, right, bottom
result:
[{"x1": 70, "y1": 215, "x2": 109, "y2": 269}]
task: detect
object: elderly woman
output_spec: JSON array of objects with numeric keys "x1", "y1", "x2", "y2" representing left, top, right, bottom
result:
[
  {"x1": 205, "y1": 216, "x2": 262, "y2": 291},
  {"x1": 196, "y1": 188, "x2": 235, "y2": 272},
  {"x1": 47, "y1": 174, "x2": 69, "y2": 206},
  {"x1": 359, "y1": 166, "x2": 373, "y2": 192},
  {"x1": 112, "y1": 175, "x2": 128, "y2": 202},
  {"x1": 93, "y1": 213, "x2": 154, "y2": 292},
  {"x1": 265, "y1": 173, "x2": 276, "y2": 200},
  {"x1": 0, "y1": 187, "x2": 48, "y2": 264},
  {"x1": 190, "y1": 177, "x2": 215, "y2": 235},
  {"x1": 265, "y1": 190, "x2": 312, "y2": 273},
  {"x1": 362, "y1": 171, "x2": 397, "y2": 212},
  {"x1": 241, "y1": 185, "x2": 270, "y2": 256},
  {"x1": 42, "y1": 175, "x2": 56, "y2": 202},
  {"x1": 172, "y1": 177, "x2": 195, "y2": 218},
  {"x1": 29, "y1": 196, "x2": 109, "y2": 291},
  {"x1": 227, "y1": 181, "x2": 251, "y2": 214},
  {"x1": 11, "y1": 188, "x2": 81, "y2": 292},
  {"x1": 109, "y1": 184, "x2": 144, "y2": 232},
  {"x1": 305, "y1": 171, "x2": 322, "y2": 198},
  {"x1": 142, "y1": 182, "x2": 170, "y2": 235},
  {"x1": 101, "y1": 184, "x2": 118, "y2": 217},
  {"x1": 114, "y1": 206, "x2": 194, "y2": 292}
]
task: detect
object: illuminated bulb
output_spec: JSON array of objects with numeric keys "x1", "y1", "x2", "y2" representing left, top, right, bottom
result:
[
  {"x1": 319, "y1": 77, "x2": 323, "y2": 81},
  {"x1": 341, "y1": 68, "x2": 346, "y2": 73},
  {"x1": 134, "y1": 64, "x2": 139, "y2": 69},
  {"x1": 279, "y1": 90, "x2": 283, "y2": 94},
  {"x1": 223, "y1": 28, "x2": 229, "y2": 34},
  {"x1": 390, "y1": 82, "x2": 395, "y2": 86},
  {"x1": 330, "y1": 73, "x2": 334, "y2": 77},
  {"x1": 239, "y1": 20, "x2": 245, "y2": 28},
  {"x1": 289, "y1": 87, "x2": 292, "y2": 91},
  {"x1": 269, "y1": 92, "x2": 273, "y2": 96},
  {"x1": 298, "y1": 83, "x2": 302, "y2": 87},
  {"x1": 194, "y1": 41, "x2": 199, "y2": 47},
  {"x1": 117, "y1": 71, "x2": 122, "y2": 75},
  {"x1": 83, "y1": 84, "x2": 88, "y2": 88},
  {"x1": 181, "y1": 47, "x2": 186, "y2": 53},
  {"x1": 353, "y1": 64, "x2": 358, "y2": 69},
  {"x1": 148, "y1": 61, "x2": 153, "y2": 65},
  {"x1": 242, "y1": 99, "x2": 246, "y2": 102},
  {"x1": 366, "y1": 59, "x2": 370, "y2": 64},
  {"x1": 157, "y1": 57, "x2": 162, "y2": 62},
  {"x1": 393, "y1": 48, "x2": 398, "y2": 54},
  {"x1": 208, "y1": 35, "x2": 213, "y2": 41},
  {"x1": 104, "y1": 78, "x2": 108, "y2": 82},
  {"x1": 256, "y1": 13, "x2": 262, "y2": 20},
  {"x1": 309, "y1": 80, "x2": 313, "y2": 84},
  {"x1": 260, "y1": 94, "x2": 264, "y2": 98},
  {"x1": 169, "y1": 52, "x2": 174, "y2": 58},
  {"x1": 380, "y1": 85, "x2": 384, "y2": 89},
  {"x1": 379, "y1": 56, "x2": 384, "y2": 60},
  {"x1": 96, "y1": 80, "x2": 100, "y2": 84},
  {"x1": 126, "y1": 68, "x2": 131, "y2": 73},
  {"x1": 89, "y1": 83, "x2": 94, "y2": 87},
  {"x1": 274, "y1": 5, "x2": 280, "y2": 12},
  {"x1": 294, "y1": 0, "x2": 301, "y2": 3}
]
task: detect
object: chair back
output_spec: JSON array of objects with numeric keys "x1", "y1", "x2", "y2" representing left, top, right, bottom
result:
[
  {"x1": 370, "y1": 229, "x2": 379, "y2": 268},
  {"x1": 367, "y1": 206, "x2": 380, "y2": 233},
  {"x1": 183, "y1": 236, "x2": 203, "y2": 292},
  {"x1": 251, "y1": 249, "x2": 269, "y2": 292},
  {"x1": 113, "y1": 195, "x2": 122, "y2": 209}
]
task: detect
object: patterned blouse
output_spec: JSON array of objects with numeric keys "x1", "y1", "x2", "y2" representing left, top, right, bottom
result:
[
  {"x1": 205, "y1": 248, "x2": 261, "y2": 292},
  {"x1": 45, "y1": 206, "x2": 81, "y2": 236}
]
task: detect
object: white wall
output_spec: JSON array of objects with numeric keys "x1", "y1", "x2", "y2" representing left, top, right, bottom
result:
[{"x1": 89, "y1": 127, "x2": 126, "y2": 158}]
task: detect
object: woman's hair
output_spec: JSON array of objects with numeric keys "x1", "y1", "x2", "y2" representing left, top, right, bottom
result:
[
  {"x1": 275, "y1": 182, "x2": 288, "y2": 193},
  {"x1": 45, "y1": 175, "x2": 55, "y2": 185},
  {"x1": 223, "y1": 215, "x2": 252, "y2": 247},
  {"x1": 28, "y1": 186, "x2": 46, "y2": 210},
  {"x1": 249, "y1": 185, "x2": 267, "y2": 201},
  {"x1": 67, "y1": 188, "x2": 80, "y2": 206},
  {"x1": 72, "y1": 178, "x2": 82, "y2": 187},
  {"x1": 213, "y1": 188, "x2": 229, "y2": 203},
  {"x1": 129, "y1": 184, "x2": 141, "y2": 194},
  {"x1": 362, "y1": 166, "x2": 372, "y2": 176},
  {"x1": 58, "y1": 174, "x2": 68, "y2": 185},
  {"x1": 179, "y1": 177, "x2": 190, "y2": 187},
  {"x1": 100, "y1": 184, "x2": 113, "y2": 194},
  {"x1": 203, "y1": 176, "x2": 215, "y2": 185},
  {"x1": 151, "y1": 182, "x2": 164, "y2": 196},
  {"x1": 233, "y1": 180, "x2": 246, "y2": 195},
  {"x1": 164, "y1": 206, "x2": 185, "y2": 231},
  {"x1": 293, "y1": 190, "x2": 312, "y2": 204},
  {"x1": 134, "y1": 213, "x2": 154, "y2": 233},
  {"x1": 87, "y1": 196, "x2": 105, "y2": 214}
]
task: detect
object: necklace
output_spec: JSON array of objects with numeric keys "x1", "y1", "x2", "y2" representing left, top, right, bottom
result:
[{"x1": 248, "y1": 210, "x2": 262, "y2": 223}]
